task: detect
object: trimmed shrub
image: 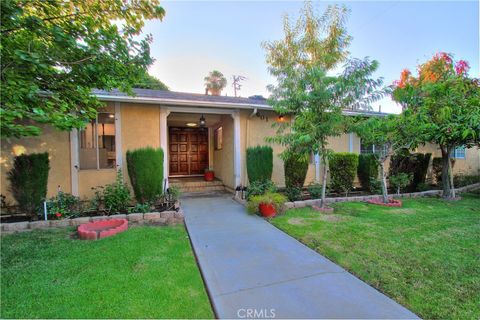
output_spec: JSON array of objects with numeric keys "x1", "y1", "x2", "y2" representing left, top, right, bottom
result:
[
  {"x1": 7, "y1": 152, "x2": 50, "y2": 219},
  {"x1": 284, "y1": 153, "x2": 309, "y2": 188},
  {"x1": 126, "y1": 147, "x2": 164, "y2": 203},
  {"x1": 246, "y1": 146, "x2": 273, "y2": 183},
  {"x1": 389, "y1": 152, "x2": 432, "y2": 191},
  {"x1": 432, "y1": 157, "x2": 455, "y2": 185},
  {"x1": 330, "y1": 153, "x2": 359, "y2": 196},
  {"x1": 357, "y1": 154, "x2": 378, "y2": 191}
]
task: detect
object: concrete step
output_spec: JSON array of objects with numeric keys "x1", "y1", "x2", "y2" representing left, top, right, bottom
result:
[{"x1": 169, "y1": 178, "x2": 225, "y2": 193}]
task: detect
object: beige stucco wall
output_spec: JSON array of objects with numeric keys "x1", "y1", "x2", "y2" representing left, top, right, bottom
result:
[
  {"x1": 213, "y1": 115, "x2": 235, "y2": 189},
  {"x1": 417, "y1": 144, "x2": 480, "y2": 180},
  {"x1": 0, "y1": 125, "x2": 72, "y2": 203},
  {"x1": 5, "y1": 102, "x2": 477, "y2": 203}
]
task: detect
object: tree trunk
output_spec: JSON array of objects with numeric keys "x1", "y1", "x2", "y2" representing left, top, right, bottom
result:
[
  {"x1": 320, "y1": 153, "x2": 329, "y2": 208},
  {"x1": 449, "y1": 155, "x2": 456, "y2": 198},
  {"x1": 380, "y1": 161, "x2": 389, "y2": 204},
  {"x1": 440, "y1": 146, "x2": 454, "y2": 199}
]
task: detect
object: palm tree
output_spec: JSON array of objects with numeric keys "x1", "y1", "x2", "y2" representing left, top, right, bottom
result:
[{"x1": 204, "y1": 70, "x2": 227, "y2": 96}]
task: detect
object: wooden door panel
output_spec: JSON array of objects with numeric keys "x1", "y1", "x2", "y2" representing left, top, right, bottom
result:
[{"x1": 169, "y1": 127, "x2": 209, "y2": 176}]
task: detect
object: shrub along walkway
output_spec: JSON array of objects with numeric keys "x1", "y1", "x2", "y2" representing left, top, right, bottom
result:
[{"x1": 182, "y1": 193, "x2": 418, "y2": 319}]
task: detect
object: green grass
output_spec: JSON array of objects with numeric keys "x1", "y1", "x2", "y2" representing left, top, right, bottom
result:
[
  {"x1": 271, "y1": 193, "x2": 480, "y2": 319},
  {"x1": 1, "y1": 226, "x2": 213, "y2": 319}
]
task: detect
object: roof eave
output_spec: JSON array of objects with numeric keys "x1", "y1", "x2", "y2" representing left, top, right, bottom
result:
[{"x1": 95, "y1": 94, "x2": 273, "y2": 110}]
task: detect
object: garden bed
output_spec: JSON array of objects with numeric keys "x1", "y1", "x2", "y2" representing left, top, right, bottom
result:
[{"x1": 1, "y1": 210, "x2": 184, "y2": 233}]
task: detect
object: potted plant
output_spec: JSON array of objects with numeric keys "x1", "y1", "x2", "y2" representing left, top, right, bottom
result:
[
  {"x1": 204, "y1": 168, "x2": 215, "y2": 181},
  {"x1": 247, "y1": 192, "x2": 287, "y2": 218}
]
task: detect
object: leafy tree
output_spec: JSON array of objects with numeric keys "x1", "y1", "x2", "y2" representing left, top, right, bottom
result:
[
  {"x1": 204, "y1": 70, "x2": 227, "y2": 95},
  {"x1": 1, "y1": 0, "x2": 165, "y2": 138},
  {"x1": 134, "y1": 72, "x2": 169, "y2": 90},
  {"x1": 353, "y1": 115, "x2": 419, "y2": 203},
  {"x1": 264, "y1": 2, "x2": 386, "y2": 208},
  {"x1": 392, "y1": 53, "x2": 480, "y2": 199}
]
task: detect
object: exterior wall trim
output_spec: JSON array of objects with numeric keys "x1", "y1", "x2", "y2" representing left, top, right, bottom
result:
[
  {"x1": 114, "y1": 102, "x2": 123, "y2": 171},
  {"x1": 69, "y1": 130, "x2": 79, "y2": 196}
]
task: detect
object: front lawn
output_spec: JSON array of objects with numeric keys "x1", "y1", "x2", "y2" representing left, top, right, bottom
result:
[
  {"x1": 1, "y1": 226, "x2": 213, "y2": 319},
  {"x1": 271, "y1": 193, "x2": 480, "y2": 319}
]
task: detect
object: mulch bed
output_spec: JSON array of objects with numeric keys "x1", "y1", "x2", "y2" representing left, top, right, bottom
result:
[{"x1": 366, "y1": 198, "x2": 402, "y2": 207}]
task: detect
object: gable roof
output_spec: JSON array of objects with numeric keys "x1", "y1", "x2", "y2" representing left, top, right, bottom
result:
[{"x1": 93, "y1": 88, "x2": 392, "y2": 116}]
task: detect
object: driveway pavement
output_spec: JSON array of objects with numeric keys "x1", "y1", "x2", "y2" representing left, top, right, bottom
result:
[{"x1": 181, "y1": 193, "x2": 418, "y2": 319}]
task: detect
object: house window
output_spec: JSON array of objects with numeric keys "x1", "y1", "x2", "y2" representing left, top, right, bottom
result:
[
  {"x1": 214, "y1": 126, "x2": 223, "y2": 150},
  {"x1": 79, "y1": 113, "x2": 116, "y2": 169},
  {"x1": 452, "y1": 146, "x2": 466, "y2": 159},
  {"x1": 360, "y1": 141, "x2": 375, "y2": 154},
  {"x1": 360, "y1": 140, "x2": 387, "y2": 155}
]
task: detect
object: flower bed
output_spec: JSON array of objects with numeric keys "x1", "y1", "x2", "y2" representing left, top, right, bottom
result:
[
  {"x1": 78, "y1": 219, "x2": 128, "y2": 240},
  {"x1": 366, "y1": 198, "x2": 402, "y2": 207}
]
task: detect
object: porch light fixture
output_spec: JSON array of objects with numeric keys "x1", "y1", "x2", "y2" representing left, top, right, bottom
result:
[
  {"x1": 199, "y1": 114, "x2": 206, "y2": 127},
  {"x1": 277, "y1": 115, "x2": 285, "y2": 122},
  {"x1": 186, "y1": 122, "x2": 197, "y2": 127}
]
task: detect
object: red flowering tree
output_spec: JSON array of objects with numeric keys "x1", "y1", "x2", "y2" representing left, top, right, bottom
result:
[{"x1": 393, "y1": 53, "x2": 480, "y2": 199}]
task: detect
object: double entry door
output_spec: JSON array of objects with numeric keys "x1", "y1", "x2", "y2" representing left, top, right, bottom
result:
[{"x1": 169, "y1": 127, "x2": 209, "y2": 176}]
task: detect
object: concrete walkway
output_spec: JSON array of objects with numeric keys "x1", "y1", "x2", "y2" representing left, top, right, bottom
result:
[{"x1": 182, "y1": 193, "x2": 418, "y2": 319}]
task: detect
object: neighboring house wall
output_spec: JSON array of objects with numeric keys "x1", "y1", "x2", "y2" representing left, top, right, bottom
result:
[{"x1": 0, "y1": 125, "x2": 72, "y2": 203}]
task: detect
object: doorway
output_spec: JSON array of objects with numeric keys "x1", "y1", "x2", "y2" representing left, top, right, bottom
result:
[{"x1": 169, "y1": 127, "x2": 209, "y2": 176}]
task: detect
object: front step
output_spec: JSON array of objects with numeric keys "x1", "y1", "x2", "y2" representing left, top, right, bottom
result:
[{"x1": 169, "y1": 178, "x2": 225, "y2": 193}]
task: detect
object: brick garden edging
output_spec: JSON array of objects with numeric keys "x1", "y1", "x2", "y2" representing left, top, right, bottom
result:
[
  {"x1": 282, "y1": 182, "x2": 480, "y2": 209},
  {"x1": 1, "y1": 210, "x2": 184, "y2": 234}
]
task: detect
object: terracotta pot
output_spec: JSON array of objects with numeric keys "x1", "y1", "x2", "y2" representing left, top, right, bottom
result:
[
  {"x1": 204, "y1": 171, "x2": 214, "y2": 181},
  {"x1": 259, "y1": 203, "x2": 276, "y2": 217}
]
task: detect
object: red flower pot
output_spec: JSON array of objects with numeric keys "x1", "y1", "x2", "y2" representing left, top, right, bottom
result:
[
  {"x1": 259, "y1": 203, "x2": 276, "y2": 218},
  {"x1": 204, "y1": 171, "x2": 214, "y2": 181}
]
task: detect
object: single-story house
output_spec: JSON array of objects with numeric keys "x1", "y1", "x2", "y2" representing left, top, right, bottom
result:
[{"x1": 1, "y1": 88, "x2": 479, "y2": 201}]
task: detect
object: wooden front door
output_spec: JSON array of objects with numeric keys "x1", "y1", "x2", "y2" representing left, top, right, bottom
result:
[{"x1": 169, "y1": 127, "x2": 209, "y2": 176}]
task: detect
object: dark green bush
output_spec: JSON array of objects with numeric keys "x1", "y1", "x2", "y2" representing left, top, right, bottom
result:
[
  {"x1": 369, "y1": 178, "x2": 382, "y2": 194},
  {"x1": 389, "y1": 152, "x2": 432, "y2": 191},
  {"x1": 284, "y1": 153, "x2": 309, "y2": 188},
  {"x1": 389, "y1": 173, "x2": 413, "y2": 195},
  {"x1": 246, "y1": 146, "x2": 273, "y2": 183},
  {"x1": 330, "y1": 153, "x2": 359, "y2": 196},
  {"x1": 432, "y1": 157, "x2": 455, "y2": 185},
  {"x1": 246, "y1": 180, "x2": 277, "y2": 200},
  {"x1": 357, "y1": 154, "x2": 378, "y2": 191},
  {"x1": 453, "y1": 174, "x2": 480, "y2": 187},
  {"x1": 7, "y1": 152, "x2": 50, "y2": 219},
  {"x1": 126, "y1": 147, "x2": 164, "y2": 203},
  {"x1": 307, "y1": 183, "x2": 323, "y2": 199},
  {"x1": 284, "y1": 186, "x2": 303, "y2": 202}
]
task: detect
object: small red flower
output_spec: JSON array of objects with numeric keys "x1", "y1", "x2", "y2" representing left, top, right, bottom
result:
[{"x1": 55, "y1": 212, "x2": 62, "y2": 218}]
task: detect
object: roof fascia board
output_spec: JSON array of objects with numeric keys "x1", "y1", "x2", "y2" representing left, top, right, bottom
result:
[{"x1": 95, "y1": 94, "x2": 272, "y2": 110}]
